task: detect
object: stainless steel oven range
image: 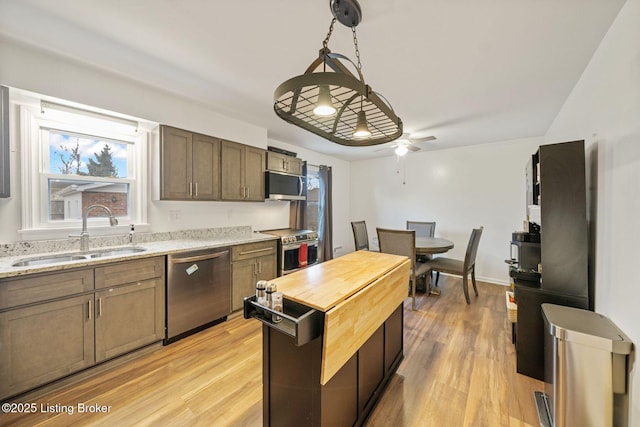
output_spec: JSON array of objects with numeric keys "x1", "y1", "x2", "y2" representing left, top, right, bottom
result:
[{"x1": 261, "y1": 229, "x2": 319, "y2": 276}]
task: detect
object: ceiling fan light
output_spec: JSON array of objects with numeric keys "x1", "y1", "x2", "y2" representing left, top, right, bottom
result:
[
  {"x1": 353, "y1": 110, "x2": 372, "y2": 138},
  {"x1": 394, "y1": 145, "x2": 409, "y2": 156},
  {"x1": 313, "y1": 85, "x2": 336, "y2": 117}
]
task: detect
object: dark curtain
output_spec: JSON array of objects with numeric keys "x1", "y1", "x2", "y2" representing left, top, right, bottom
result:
[
  {"x1": 318, "y1": 165, "x2": 333, "y2": 261},
  {"x1": 289, "y1": 161, "x2": 307, "y2": 229}
]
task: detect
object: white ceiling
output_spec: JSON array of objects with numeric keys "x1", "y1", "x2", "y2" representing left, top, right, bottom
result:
[{"x1": 0, "y1": 0, "x2": 626, "y2": 161}]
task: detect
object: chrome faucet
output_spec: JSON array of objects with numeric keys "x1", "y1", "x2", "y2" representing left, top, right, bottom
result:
[{"x1": 73, "y1": 204, "x2": 119, "y2": 252}]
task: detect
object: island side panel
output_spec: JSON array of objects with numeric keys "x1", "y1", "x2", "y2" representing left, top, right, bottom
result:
[{"x1": 265, "y1": 325, "x2": 322, "y2": 426}]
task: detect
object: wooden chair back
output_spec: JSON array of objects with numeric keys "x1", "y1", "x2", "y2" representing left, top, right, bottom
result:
[
  {"x1": 376, "y1": 228, "x2": 416, "y2": 266},
  {"x1": 406, "y1": 221, "x2": 436, "y2": 238},
  {"x1": 463, "y1": 227, "x2": 484, "y2": 272},
  {"x1": 351, "y1": 221, "x2": 370, "y2": 251}
]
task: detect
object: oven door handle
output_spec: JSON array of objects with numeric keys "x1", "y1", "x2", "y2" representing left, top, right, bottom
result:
[
  {"x1": 283, "y1": 240, "x2": 318, "y2": 250},
  {"x1": 170, "y1": 251, "x2": 229, "y2": 264}
]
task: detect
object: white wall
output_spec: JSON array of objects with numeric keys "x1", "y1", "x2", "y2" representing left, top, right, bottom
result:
[
  {"x1": 350, "y1": 137, "x2": 541, "y2": 284},
  {"x1": 0, "y1": 38, "x2": 350, "y2": 242},
  {"x1": 545, "y1": 0, "x2": 640, "y2": 424}
]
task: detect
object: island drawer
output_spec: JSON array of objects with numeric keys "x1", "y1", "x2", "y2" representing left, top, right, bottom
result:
[{"x1": 244, "y1": 295, "x2": 323, "y2": 346}]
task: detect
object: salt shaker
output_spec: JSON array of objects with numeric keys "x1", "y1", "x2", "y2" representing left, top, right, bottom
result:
[
  {"x1": 256, "y1": 280, "x2": 268, "y2": 307},
  {"x1": 265, "y1": 282, "x2": 277, "y2": 307}
]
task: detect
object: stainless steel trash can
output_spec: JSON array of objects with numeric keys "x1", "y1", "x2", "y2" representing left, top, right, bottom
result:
[{"x1": 536, "y1": 303, "x2": 633, "y2": 427}]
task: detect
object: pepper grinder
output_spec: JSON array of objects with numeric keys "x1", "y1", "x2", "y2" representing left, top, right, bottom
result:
[
  {"x1": 265, "y1": 282, "x2": 277, "y2": 320},
  {"x1": 256, "y1": 280, "x2": 267, "y2": 306}
]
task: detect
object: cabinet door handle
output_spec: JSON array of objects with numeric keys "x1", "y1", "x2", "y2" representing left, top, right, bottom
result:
[
  {"x1": 88, "y1": 300, "x2": 92, "y2": 320},
  {"x1": 194, "y1": 182, "x2": 198, "y2": 197},
  {"x1": 98, "y1": 297, "x2": 102, "y2": 318},
  {"x1": 246, "y1": 187, "x2": 250, "y2": 199},
  {"x1": 239, "y1": 247, "x2": 272, "y2": 256},
  {"x1": 189, "y1": 182, "x2": 193, "y2": 197},
  {"x1": 170, "y1": 250, "x2": 229, "y2": 264},
  {"x1": 258, "y1": 261, "x2": 262, "y2": 274}
]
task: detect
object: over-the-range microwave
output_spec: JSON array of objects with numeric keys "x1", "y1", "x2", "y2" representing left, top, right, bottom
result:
[{"x1": 265, "y1": 170, "x2": 306, "y2": 201}]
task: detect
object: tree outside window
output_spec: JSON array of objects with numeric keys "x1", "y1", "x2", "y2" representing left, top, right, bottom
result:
[{"x1": 48, "y1": 131, "x2": 130, "y2": 220}]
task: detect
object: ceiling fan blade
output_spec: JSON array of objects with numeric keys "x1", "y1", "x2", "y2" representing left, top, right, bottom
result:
[
  {"x1": 412, "y1": 135, "x2": 436, "y2": 143},
  {"x1": 407, "y1": 145, "x2": 421, "y2": 152}
]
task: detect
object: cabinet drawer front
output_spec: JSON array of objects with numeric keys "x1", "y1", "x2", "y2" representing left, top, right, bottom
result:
[
  {"x1": 0, "y1": 269, "x2": 94, "y2": 310},
  {"x1": 231, "y1": 240, "x2": 277, "y2": 262},
  {"x1": 95, "y1": 257, "x2": 164, "y2": 289}
]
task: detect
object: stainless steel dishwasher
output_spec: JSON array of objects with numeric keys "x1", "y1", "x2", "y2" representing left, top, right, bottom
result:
[{"x1": 165, "y1": 247, "x2": 231, "y2": 344}]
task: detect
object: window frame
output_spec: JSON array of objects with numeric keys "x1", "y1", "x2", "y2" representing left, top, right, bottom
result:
[{"x1": 19, "y1": 104, "x2": 149, "y2": 240}]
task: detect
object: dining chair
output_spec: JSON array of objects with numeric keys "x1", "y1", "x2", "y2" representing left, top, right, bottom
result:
[
  {"x1": 406, "y1": 221, "x2": 436, "y2": 262},
  {"x1": 423, "y1": 227, "x2": 483, "y2": 304},
  {"x1": 406, "y1": 221, "x2": 436, "y2": 238},
  {"x1": 351, "y1": 220, "x2": 370, "y2": 251},
  {"x1": 376, "y1": 227, "x2": 430, "y2": 310}
]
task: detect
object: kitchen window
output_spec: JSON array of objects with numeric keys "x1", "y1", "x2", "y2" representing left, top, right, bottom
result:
[
  {"x1": 19, "y1": 97, "x2": 149, "y2": 240},
  {"x1": 306, "y1": 165, "x2": 321, "y2": 233}
]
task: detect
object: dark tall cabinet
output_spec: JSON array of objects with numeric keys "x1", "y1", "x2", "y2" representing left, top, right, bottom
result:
[{"x1": 515, "y1": 140, "x2": 590, "y2": 380}]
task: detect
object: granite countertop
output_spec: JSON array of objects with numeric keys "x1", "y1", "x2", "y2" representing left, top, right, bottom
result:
[{"x1": 0, "y1": 227, "x2": 277, "y2": 279}]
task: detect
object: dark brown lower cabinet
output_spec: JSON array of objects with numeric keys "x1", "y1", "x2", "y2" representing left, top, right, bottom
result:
[
  {"x1": 515, "y1": 284, "x2": 588, "y2": 380},
  {"x1": 359, "y1": 327, "x2": 384, "y2": 414},
  {"x1": 263, "y1": 304, "x2": 403, "y2": 427}
]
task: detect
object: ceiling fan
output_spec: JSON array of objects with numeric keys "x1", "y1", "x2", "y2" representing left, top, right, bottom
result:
[{"x1": 375, "y1": 133, "x2": 436, "y2": 156}]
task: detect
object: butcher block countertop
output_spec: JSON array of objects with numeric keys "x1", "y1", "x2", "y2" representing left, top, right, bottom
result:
[
  {"x1": 270, "y1": 250, "x2": 411, "y2": 385},
  {"x1": 271, "y1": 250, "x2": 410, "y2": 312}
]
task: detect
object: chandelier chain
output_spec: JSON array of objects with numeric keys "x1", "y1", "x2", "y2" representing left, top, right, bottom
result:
[
  {"x1": 352, "y1": 26, "x2": 362, "y2": 71},
  {"x1": 322, "y1": 18, "x2": 337, "y2": 50}
]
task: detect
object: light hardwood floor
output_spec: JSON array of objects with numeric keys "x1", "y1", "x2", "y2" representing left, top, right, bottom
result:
[{"x1": 1, "y1": 276, "x2": 542, "y2": 426}]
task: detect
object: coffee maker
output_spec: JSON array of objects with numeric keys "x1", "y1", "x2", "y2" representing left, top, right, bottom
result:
[{"x1": 509, "y1": 228, "x2": 541, "y2": 286}]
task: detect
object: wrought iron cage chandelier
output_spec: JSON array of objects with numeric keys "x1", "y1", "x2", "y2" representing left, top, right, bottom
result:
[{"x1": 273, "y1": 0, "x2": 403, "y2": 147}]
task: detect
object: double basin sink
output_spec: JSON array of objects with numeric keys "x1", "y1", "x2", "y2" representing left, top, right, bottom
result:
[{"x1": 12, "y1": 247, "x2": 147, "y2": 267}]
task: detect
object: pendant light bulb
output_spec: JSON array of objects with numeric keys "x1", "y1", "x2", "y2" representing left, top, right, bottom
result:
[
  {"x1": 353, "y1": 110, "x2": 371, "y2": 138},
  {"x1": 313, "y1": 85, "x2": 336, "y2": 117},
  {"x1": 394, "y1": 144, "x2": 409, "y2": 156}
]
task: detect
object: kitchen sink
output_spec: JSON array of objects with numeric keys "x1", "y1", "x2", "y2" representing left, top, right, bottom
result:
[
  {"x1": 88, "y1": 247, "x2": 147, "y2": 258},
  {"x1": 11, "y1": 247, "x2": 147, "y2": 267},
  {"x1": 12, "y1": 254, "x2": 89, "y2": 267}
]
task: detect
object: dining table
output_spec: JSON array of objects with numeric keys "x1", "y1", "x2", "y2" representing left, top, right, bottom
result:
[
  {"x1": 415, "y1": 236, "x2": 455, "y2": 295},
  {"x1": 415, "y1": 236, "x2": 454, "y2": 256}
]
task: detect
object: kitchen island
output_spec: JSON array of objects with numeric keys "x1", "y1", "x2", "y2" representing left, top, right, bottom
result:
[{"x1": 244, "y1": 250, "x2": 410, "y2": 427}]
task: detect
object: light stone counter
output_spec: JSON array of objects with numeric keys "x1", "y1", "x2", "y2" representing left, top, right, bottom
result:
[{"x1": 0, "y1": 226, "x2": 277, "y2": 279}]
